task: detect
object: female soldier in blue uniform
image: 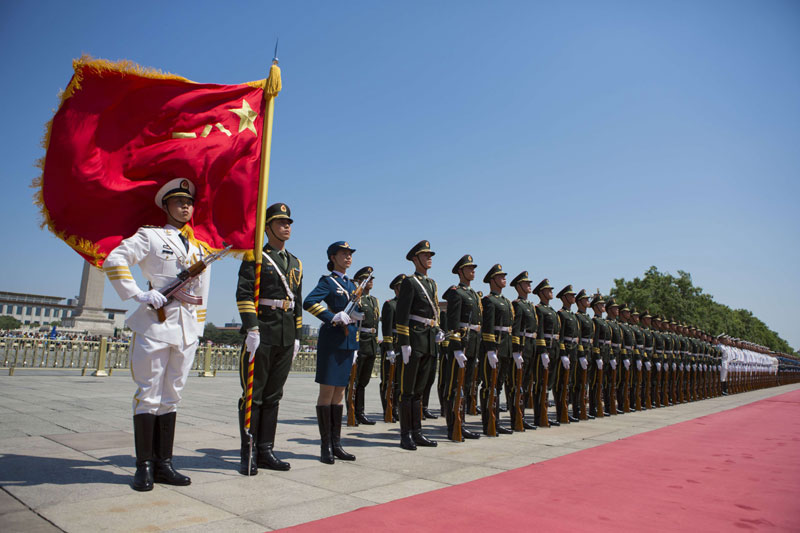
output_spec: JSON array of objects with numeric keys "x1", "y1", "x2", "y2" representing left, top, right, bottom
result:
[{"x1": 303, "y1": 241, "x2": 359, "y2": 464}]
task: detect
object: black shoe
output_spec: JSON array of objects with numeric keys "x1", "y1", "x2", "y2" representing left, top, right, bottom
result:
[
  {"x1": 603, "y1": 411, "x2": 611, "y2": 417},
  {"x1": 523, "y1": 420, "x2": 537, "y2": 430},
  {"x1": 587, "y1": 414, "x2": 596, "y2": 420},
  {"x1": 499, "y1": 404, "x2": 508, "y2": 413},
  {"x1": 132, "y1": 414, "x2": 156, "y2": 491},
  {"x1": 330, "y1": 405, "x2": 356, "y2": 461},
  {"x1": 549, "y1": 419, "x2": 561, "y2": 427},
  {"x1": 568, "y1": 415, "x2": 579, "y2": 423},
  {"x1": 239, "y1": 445, "x2": 258, "y2": 476},
  {"x1": 462, "y1": 427, "x2": 481, "y2": 439},
  {"x1": 132, "y1": 461, "x2": 154, "y2": 492},
  {"x1": 316, "y1": 405, "x2": 335, "y2": 464},
  {"x1": 153, "y1": 413, "x2": 191, "y2": 486},
  {"x1": 422, "y1": 408, "x2": 438, "y2": 420},
  {"x1": 356, "y1": 413, "x2": 376, "y2": 425},
  {"x1": 257, "y1": 404, "x2": 291, "y2": 470},
  {"x1": 496, "y1": 425, "x2": 513, "y2": 435}
]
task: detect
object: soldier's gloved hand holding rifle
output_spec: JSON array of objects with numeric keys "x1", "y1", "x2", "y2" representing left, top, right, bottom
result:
[
  {"x1": 579, "y1": 357, "x2": 588, "y2": 370},
  {"x1": 435, "y1": 329, "x2": 445, "y2": 344},
  {"x1": 645, "y1": 361, "x2": 651, "y2": 371},
  {"x1": 386, "y1": 350, "x2": 396, "y2": 363},
  {"x1": 333, "y1": 311, "x2": 353, "y2": 325},
  {"x1": 134, "y1": 289, "x2": 168, "y2": 309},
  {"x1": 540, "y1": 352, "x2": 550, "y2": 367},
  {"x1": 352, "y1": 351, "x2": 358, "y2": 366},
  {"x1": 487, "y1": 350, "x2": 498, "y2": 369},
  {"x1": 293, "y1": 340, "x2": 300, "y2": 360},
  {"x1": 636, "y1": 360, "x2": 642, "y2": 370},
  {"x1": 455, "y1": 350, "x2": 467, "y2": 368},
  {"x1": 623, "y1": 359, "x2": 631, "y2": 370},
  {"x1": 561, "y1": 355, "x2": 570, "y2": 369},
  {"x1": 512, "y1": 352, "x2": 523, "y2": 369}
]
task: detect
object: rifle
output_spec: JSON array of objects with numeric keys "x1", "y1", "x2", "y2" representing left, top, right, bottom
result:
[
  {"x1": 513, "y1": 362, "x2": 524, "y2": 431},
  {"x1": 346, "y1": 363, "x2": 358, "y2": 426},
  {"x1": 644, "y1": 363, "x2": 651, "y2": 409},
  {"x1": 635, "y1": 359, "x2": 642, "y2": 411},
  {"x1": 579, "y1": 357, "x2": 588, "y2": 420},
  {"x1": 384, "y1": 355, "x2": 395, "y2": 423},
  {"x1": 487, "y1": 364, "x2": 498, "y2": 436},
  {"x1": 622, "y1": 359, "x2": 630, "y2": 413},
  {"x1": 452, "y1": 363, "x2": 466, "y2": 441},
  {"x1": 338, "y1": 273, "x2": 374, "y2": 336},
  {"x1": 539, "y1": 356, "x2": 550, "y2": 427},
  {"x1": 151, "y1": 244, "x2": 233, "y2": 322}
]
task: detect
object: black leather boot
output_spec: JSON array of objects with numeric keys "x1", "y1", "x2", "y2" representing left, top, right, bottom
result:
[
  {"x1": 132, "y1": 414, "x2": 155, "y2": 491},
  {"x1": 521, "y1": 407, "x2": 537, "y2": 430},
  {"x1": 257, "y1": 404, "x2": 290, "y2": 471},
  {"x1": 316, "y1": 405, "x2": 335, "y2": 464},
  {"x1": 411, "y1": 398, "x2": 437, "y2": 447},
  {"x1": 355, "y1": 387, "x2": 375, "y2": 425},
  {"x1": 153, "y1": 412, "x2": 191, "y2": 486},
  {"x1": 330, "y1": 404, "x2": 356, "y2": 461},
  {"x1": 238, "y1": 408, "x2": 258, "y2": 476},
  {"x1": 400, "y1": 398, "x2": 416, "y2": 450},
  {"x1": 422, "y1": 407, "x2": 438, "y2": 419}
]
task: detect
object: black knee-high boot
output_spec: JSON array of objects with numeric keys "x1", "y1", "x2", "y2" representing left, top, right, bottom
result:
[
  {"x1": 132, "y1": 414, "x2": 156, "y2": 491},
  {"x1": 153, "y1": 412, "x2": 191, "y2": 486},
  {"x1": 330, "y1": 404, "x2": 356, "y2": 461},
  {"x1": 316, "y1": 405, "x2": 335, "y2": 464}
]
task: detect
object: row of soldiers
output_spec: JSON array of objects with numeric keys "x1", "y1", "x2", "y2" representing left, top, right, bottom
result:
[{"x1": 345, "y1": 249, "x2": 792, "y2": 445}]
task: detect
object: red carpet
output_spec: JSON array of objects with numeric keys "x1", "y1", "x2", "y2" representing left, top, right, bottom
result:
[{"x1": 280, "y1": 390, "x2": 800, "y2": 532}]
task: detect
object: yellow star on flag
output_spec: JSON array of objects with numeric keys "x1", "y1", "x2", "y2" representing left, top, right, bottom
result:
[{"x1": 229, "y1": 99, "x2": 258, "y2": 135}]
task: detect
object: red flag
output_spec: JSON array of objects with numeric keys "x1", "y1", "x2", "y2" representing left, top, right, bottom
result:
[{"x1": 35, "y1": 56, "x2": 271, "y2": 267}]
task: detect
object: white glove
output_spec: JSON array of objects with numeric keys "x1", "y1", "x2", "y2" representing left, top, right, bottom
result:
[
  {"x1": 455, "y1": 350, "x2": 467, "y2": 368},
  {"x1": 352, "y1": 351, "x2": 358, "y2": 366},
  {"x1": 623, "y1": 359, "x2": 631, "y2": 370},
  {"x1": 636, "y1": 360, "x2": 643, "y2": 371},
  {"x1": 645, "y1": 361, "x2": 652, "y2": 371},
  {"x1": 487, "y1": 351, "x2": 498, "y2": 369},
  {"x1": 596, "y1": 359, "x2": 603, "y2": 370},
  {"x1": 332, "y1": 311, "x2": 352, "y2": 325},
  {"x1": 703, "y1": 364, "x2": 707, "y2": 371},
  {"x1": 513, "y1": 352, "x2": 523, "y2": 369},
  {"x1": 610, "y1": 359, "x2": 617, "y2": 370},
  {"x1": 435, "y1": 330, "x2": 446, "y2": 344},
  {"x1": 579, "y1": 357, "x2": 588, "y2": 370},
  {"x1": 293, "y1": 339, "x2": 300, "y2": 360},
  {"x1": 245, "y1": 329, "x2": 260, "y2": 361},
  {"x1": 561, "y1": 355, "x2": 570, "y2": 369},
  {"x1": 656, "y1": 362, "x2": 662, "y2": 371},
  {"x1": 693, "y1": 364, "x2": 697, "y2": 371},
  {"x1": 386, "y1": 350, "x2": 396, "y2": 363},
  {"x1": 540, "y1": 352, "x2": 550, "y2": 367},
  {"x1": 401, "y1": 345, "x2": 411, "y2": 364},
  {"x1": 672, "y1": 362, "x2": 677, "y2": 371},
  {"x1": 679, "y1": 363, "x2": 684, "y2": 371},
  {"x1": 134, "y1": 289, "x2": 168, "y2": 309}
]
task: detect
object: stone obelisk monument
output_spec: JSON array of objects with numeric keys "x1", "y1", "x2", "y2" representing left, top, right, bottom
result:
[{"x1": 62, "y1": 262, "x2": 115, "y2": 336}]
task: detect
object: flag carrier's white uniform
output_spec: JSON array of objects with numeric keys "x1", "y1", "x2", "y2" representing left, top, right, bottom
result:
[{"x1": 104, "y1": 178, "x2": 210, "y2": 492}]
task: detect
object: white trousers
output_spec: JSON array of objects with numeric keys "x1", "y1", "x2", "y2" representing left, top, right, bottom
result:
[{"x1": 130, "y1": 333, "x2": 197, "y2": 415}]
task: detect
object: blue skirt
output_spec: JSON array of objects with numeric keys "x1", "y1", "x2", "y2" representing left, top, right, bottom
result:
[{"x1": 315, "y1": 348, "x2": 353, "y2": 387}]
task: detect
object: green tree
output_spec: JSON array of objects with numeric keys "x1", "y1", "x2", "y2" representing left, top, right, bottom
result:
[
  {"x1": 200, "y1": 323, "x2": 245, "y2": 346},
  {"x1": 610, "y1": 267, "x2": 793, "y2": 353},
  {"x1": 0, "y1": 315, "x2": 22, "y2": 330}
]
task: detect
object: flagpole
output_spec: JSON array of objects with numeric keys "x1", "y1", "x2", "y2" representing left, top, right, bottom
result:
[{"x1": 244, "y1": 55, "x2": 282, "y2": 474}]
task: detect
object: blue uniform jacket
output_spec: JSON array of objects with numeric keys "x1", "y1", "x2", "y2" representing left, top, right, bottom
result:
[{"x1": 304, "y1": 273, "x2": 360, "y2": 352}]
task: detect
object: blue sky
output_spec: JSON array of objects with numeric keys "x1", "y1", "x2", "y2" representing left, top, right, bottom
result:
[{"x1": 1, "y1": 1, "x2": 798, "y2": 349}]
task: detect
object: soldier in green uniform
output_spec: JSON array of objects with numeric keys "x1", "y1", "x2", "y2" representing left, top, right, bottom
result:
[
  {"x1": 639, "y1": 311, "x2": 655, "y2": 409},
  {"x1": 379, "y1": 274, "x2": 405, "y2": 422},
  {"x1": 555, "y1": 285, "x2": 579, "y2": 424},
  {"x1": 590, "y1": 293, "x2": 610, "y2": 418},
  {"x1": 534, "y1": 279, "x2": 560, "y2": 427},
  {"x1": 676, "y1": 322, "x2": 689, "y2": 403},
  {"x1": 396, "y1": 240, "x2": 441, "y2": 450},
  {"x1": 629, "y1": 309, "x2": 645, "y2": 410},
  {"x1": 616, "y1": 303, "x2": 634, "y2": 413},
  {"x1": 350, "y1": 266, "x2": 378, "y2": 425},
  {"x1": 604, "y1": 298, "x2": 622, "y2": 415},
  {"x1": 662, "y1": 318, "x2": 676, "y2": 406},
  {"x1": 442, "y1": 255, "x2": 482, "y2": 441},
  {"x1": 510, "y1": 271, "x2": 538, "y2": 429},
  {"x1": 650, "y1": 315, "x2": 665, "y2": 408},
  {"x1": 574, "y1": 289, "x2": 594, "y2": 420},
  {"x1": 479, "y1": 264, "x2": 514, "y2": 435},
  {"x1": 423, "y1": 305, "x2": 445, "y2": 420},
  {"x1": 236, "y1": 202, "x2": 302, "y2": 475}
]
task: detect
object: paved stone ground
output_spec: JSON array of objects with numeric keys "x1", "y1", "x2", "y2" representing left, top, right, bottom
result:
[{"x1": 0, "y1": 370, "x2": 796, "y2": 532}]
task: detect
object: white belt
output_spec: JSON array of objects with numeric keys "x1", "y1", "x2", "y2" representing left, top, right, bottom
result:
[
  {"x1": 458, "y1": 322, "x2": 481, "y2": 331},
  {"x1": 601, "y1": 340, "x2": 611, "y2": 345},
  {"x1": 524, "y1": 332, "x2": 537, "y2": 339},
  {"x1": 259, "y1": 298, "x2": 295, "y2": 311},
  {"x1": 624, "y1": 345, "x2": 634, "y2": 351},
  {"x1": 494, "y1": 326, "x2": 512, "y2": 333},
  {"x1": 612, "y1": 343, "x2": 621, "y2": 348},
  {"x1": 666, "y1": 350, "x2": 673, "y2": 354},
  {"x1": 580, "y1": 337, "x2": 591, "y2": 344},
  {"x1": 359, "y1": 327, "x2": 377, "y2": 334},
  {"x1": 409, "y1": 314, "x2": 436, "y2": 326},
  {"x1": 563, "y1": 336, "x2": 579, "y2": 343},
  {"x1": 543, "y1": 333, "x2": 559, "y2": 340},
  {"x1": 636, "y1": 344, "x2": 644, "y2": 349}
]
